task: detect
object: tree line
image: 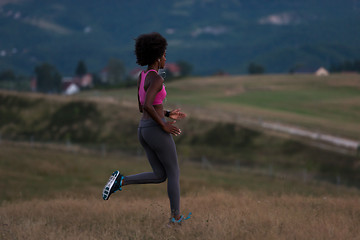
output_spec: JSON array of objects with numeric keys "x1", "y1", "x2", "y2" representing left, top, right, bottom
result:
[
  {"x1": 330, "y1": 59, "x2": 360, "y2": 73},
  {"x1": 0, "y1": 59, "x2": 193, "y2": 93}
]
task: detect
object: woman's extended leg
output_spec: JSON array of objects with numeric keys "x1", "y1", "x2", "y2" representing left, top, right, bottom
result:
[{"x1": 124, "y1": 125, "x2": 180, "y2": 216}]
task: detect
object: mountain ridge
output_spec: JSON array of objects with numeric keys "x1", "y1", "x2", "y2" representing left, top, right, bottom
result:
[{"x1": 0, "y1": 0, "x2": 359, "y2": 75}]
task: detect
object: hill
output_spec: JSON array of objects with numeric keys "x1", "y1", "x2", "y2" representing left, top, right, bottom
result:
[
  {"x1": 0, "y1": 0, "x2": 359, "y2": 75},
  {"x1": 78, "y1": 73, "x2": 360, "y2": 142},
  {"x1": 1, "y1": 73, "x2": 360, "y2": 187}
]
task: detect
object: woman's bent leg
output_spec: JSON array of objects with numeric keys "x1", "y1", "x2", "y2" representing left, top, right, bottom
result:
[{"x1": 123, "y1": 127, "x2": 167, "y2": 185}]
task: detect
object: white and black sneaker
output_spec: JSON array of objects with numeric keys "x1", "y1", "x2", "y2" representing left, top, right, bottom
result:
[{"x1": 102, "y1": 170, "x2": 124, "y2": 200}]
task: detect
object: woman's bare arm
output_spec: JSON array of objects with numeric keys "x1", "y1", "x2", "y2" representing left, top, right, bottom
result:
[{"x1": 143, "y1": 73, "x2": 181, "y2": 135}]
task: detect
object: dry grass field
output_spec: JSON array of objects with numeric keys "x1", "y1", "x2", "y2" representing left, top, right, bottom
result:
[
  {"x1": 2, "y1": 192, "x2": 360, "y2": 240},
  {"x1": 1, "y1": 142, "x2": 360, "y2": 240}
]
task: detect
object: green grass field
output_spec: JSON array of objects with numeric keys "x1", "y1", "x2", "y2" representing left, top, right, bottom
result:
[
  {"x1": 78, "y1": 73, "x2": 360, "y2": 140},
  {"x1": 1, "y1": 142, "x2": 360, "y2": 240}
]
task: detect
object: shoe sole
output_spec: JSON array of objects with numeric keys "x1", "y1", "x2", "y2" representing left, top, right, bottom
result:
[{"x1": 102, "y1": 170, "x2": 120, "y2": 200}]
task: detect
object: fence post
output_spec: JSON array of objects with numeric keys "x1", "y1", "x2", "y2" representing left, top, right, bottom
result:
[
  {"x1": 137, "y1": 147, "x2": 142, "y2": 158},
  {"x1": 66, "y1": 139, "x2": 71, "y2": 151},
  {"x1": 201, "y1": 156, "x2": 212, "y2": 169},
  {"x1": 268, "y1": 164, "x2": 273, "y2": 177},
  {"x1": 101, "y1": 144, "x2": 107, "y2": 157},
  {"x1": 302, "y1": 169, "x2": 308, "y2": 183},
  {"x1": 235, "y1": 159, "x2": 241, "y2": 172},
  {"x1": 30, "y1": 135, "x2": 34, "y2": 147},
  {"x1": 336, "y1": 175, "x2": 341, "y2": 186}
]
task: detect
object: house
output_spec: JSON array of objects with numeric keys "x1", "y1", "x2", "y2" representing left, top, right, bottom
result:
[
  {"x1": 81, "y1": 74, "x2": 93, "y2": 87},
  {"x1": 129, "y1": 63, "x2": 181, "y2": 80},
  {"x1": 129, "y1": 68, "x2": 142, "y2": 80},
  {"x1": 72, "y1": 74, "x2": 93, "y2": 88},
  {"x1": 315, "y1": 67, "x2": 329, "y2": 76},
  {"x1": 30, "y1": 77, "x2": 37, "y2": 92},
  {"x1": 292, "y1": 66, "x2": 329, "y2": 76},
  {"x1": 165, "y1": 63, "x2": 181, "y2": 77},
  {"x1": 63, "y1": 82, "x2": 80, "y2": 95},
  {"x1": 213, "y1": 70, "x2": 230, "y2": 76},
  {"x1": 61, "y1": 74, "x2": 93, "y2": 95},
  {"x1": 100, "y1": 67, "x2": 109, "y2": 83}
]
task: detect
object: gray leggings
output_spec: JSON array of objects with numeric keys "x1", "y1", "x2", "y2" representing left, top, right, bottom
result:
[{"x1": 123, "y1": 118, "x2": 180, "y2": 215}]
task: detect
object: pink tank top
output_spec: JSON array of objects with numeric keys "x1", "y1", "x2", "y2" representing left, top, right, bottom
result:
[{"x1": 139, "y1": 69, "x2": 166, "y2": 105}]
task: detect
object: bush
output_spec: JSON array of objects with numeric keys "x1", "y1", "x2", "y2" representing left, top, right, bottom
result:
[
  {"x1": 45, "y1": 101, "x2": 103, "y2": 142},
  {"x1": 248, "y1": 62, "x2": 265, "y2": 74}
]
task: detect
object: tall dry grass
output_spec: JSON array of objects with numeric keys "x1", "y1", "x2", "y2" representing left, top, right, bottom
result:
[
  {"x1": 1, "y1": 191, "x2": 360, "y2": 240},
  {"x1": 1, "y1": 142, "x2": 360, "y2": 240}
]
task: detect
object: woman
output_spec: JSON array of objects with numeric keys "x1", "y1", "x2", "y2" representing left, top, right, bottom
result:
[{"x1": 102, "y1": 32, "x2": 190, "y2": 224}]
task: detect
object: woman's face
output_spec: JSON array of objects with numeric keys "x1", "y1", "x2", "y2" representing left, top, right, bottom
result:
[{"x1": 159, "y1": 51, "x2": 166, "y2": 69}]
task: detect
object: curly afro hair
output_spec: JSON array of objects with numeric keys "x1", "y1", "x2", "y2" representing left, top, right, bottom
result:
[{"x1": 135, "y1": 32, "x2": 168, "y2": 66}]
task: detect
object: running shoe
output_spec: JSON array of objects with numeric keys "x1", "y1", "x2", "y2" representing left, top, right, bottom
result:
[
  {"x1": 102, "y1": 170, "x2": 124, "y2": 200},
  {"x1": 168, "y1": 212, "x2": 192, "y2": 227}
]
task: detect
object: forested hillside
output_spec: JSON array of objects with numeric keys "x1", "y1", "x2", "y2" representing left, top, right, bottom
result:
[{"x1": 0, "y1": 0, "x2": 359, "y2": 75}]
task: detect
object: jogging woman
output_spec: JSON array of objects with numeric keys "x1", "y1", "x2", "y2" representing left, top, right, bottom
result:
[{"x1": 102, "y1": 32, "x2": 190, "y2": 224}]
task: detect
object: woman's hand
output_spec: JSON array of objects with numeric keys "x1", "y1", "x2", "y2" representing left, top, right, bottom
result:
[
  {"x1": 169, "y1": 108, "x2": 187, "y2": 120},
  {"x1": 162, "y1": 121, "x2": 182, "y2": 136}
]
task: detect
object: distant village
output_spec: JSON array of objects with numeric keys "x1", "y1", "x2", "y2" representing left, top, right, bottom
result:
[
  {"x1": 3, "y1": 61, "x2": 186, "y2": 95},
  {"x1": 59, "y1": 62, "x2": 182, "y2": 95},
  {"x1": 61, "y1": 66, "x2": 331, "y2": 95},
  {"x1": 2, "y1": 58, "x2": 360, "y2": 95}
]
